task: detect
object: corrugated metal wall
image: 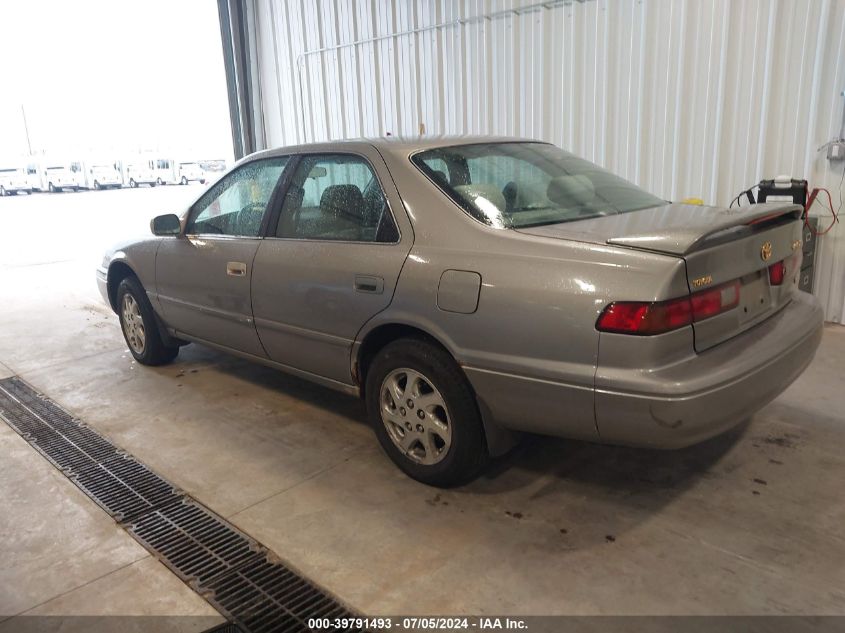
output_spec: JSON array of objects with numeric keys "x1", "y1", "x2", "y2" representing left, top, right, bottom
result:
[{"x1": 250, "y1": 0, "x2": 845, "y2": 321}]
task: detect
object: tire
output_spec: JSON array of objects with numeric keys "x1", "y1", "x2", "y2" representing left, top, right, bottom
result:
[
  {"x1": 48, "y1": 182, "x2": 55, "y2": 193},
  {"x1": 156, "y1": 177, "x2": 163, "y2": 185},
  {"x1": 129, "y1": 178, "x2": 137, "y2": 188},
  {"x1": 116, "y1": 276, "x2": 179, "y2": 366},
  {"x1": 94, "y1": 181, "x2": 101, "y2": 190},
  {"x1": 365, "y1": 338, "x2": 488, "y2": 487},
  {"x1": 180, "y1": 176, "x2": 188, "y2": 185},
  {"x1": 0, "y1": 186, "x2": 5, "y2": 197}
]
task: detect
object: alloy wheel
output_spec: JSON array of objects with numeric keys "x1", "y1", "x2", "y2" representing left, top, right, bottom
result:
[
  {"x1": 121, "y1": 294, "x2": 146, "y2": 354},
  {"x1": 380, "y1": 368, "x2": 452, "y2": 465}
]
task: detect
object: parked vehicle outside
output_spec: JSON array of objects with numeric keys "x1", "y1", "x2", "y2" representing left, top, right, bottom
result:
[
  {"x1": 83, "y1": 161, "x2": 123, "y2": 190},
  {"x1": 152, "y1": 158, "x2": 177, "y2": 186},
  {"x1": 0, "y1": 165, "x2": 33, "y2": 196},
  {"x1": 177, "y1": 161, "x2": 206, "y2": 185},
  {"x1": 24, "y1": 163, "x2": 43, "y2": 191},
  {"x1": 97, "y1": 137, "x2": 823, "y2": 486},
  {"x1": 44, "y1": 160, "x2": 85, "y2": 192},
  {"x1": 120, "y1": 156, "x2": 157, "y2": 188}
]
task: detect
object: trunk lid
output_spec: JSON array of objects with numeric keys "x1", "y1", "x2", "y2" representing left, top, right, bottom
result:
[{"x1": 517, "y1": 202, "x2": 805, "y2": 351}]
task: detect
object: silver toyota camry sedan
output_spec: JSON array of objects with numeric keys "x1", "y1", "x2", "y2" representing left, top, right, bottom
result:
[{"x1": 97, "y1": 137, "x2": 823, "y2": 486}]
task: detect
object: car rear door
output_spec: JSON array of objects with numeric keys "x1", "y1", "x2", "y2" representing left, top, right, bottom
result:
[
  {"x1": 155, "y1": 156, "x2": 289, "y2": 356},
  {"x1": 251, "y1": 148, "x2": 412, "y2": 385}
]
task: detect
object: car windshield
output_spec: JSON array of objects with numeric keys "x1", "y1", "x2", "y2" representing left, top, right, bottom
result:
[{"x1": 411, "y1": 142, "x2": 665, "y2": 229}]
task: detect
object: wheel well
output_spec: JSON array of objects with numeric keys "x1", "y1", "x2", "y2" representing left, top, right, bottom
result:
[
  {"x1": 355, "y1": 324, "x2": 450, "y2": 396},
  {"x1": 106, "y1": 262, "x2": 136, "y2": 312}
]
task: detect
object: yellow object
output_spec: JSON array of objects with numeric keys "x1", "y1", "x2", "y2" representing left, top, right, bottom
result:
[{"x1": 682, "y1": 197, "x2": 704, "y2": 205}]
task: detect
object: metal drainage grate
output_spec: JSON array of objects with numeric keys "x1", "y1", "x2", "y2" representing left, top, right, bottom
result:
[
  {"x1": 0, "y1": 376, "x2": 362, "y2": 633},
  {"x1": 73, "y1": 453, "x2": 181, "y2": 522},
  {"x1": 1, "y1": 376, "x2": 79, "y2": 429},
  {"x1": 205, "y1": 555, "x2": 360, "y2": 633},
  {"x1": 130, "y1": 499, "x2": 262, "y2": 587},
  {"x1": 205, "y1": 624, "x2": 247, "y2": 633},
  {"x1": 0, "y1": 382, "x2": 117, "y2": 474}
]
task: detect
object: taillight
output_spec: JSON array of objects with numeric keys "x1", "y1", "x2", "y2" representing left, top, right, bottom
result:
[
  {"x1": 597, "y1": 280, "x2": 741, "y2": 335},
  {"x1": 596, "y1": 298, "x2": 692, "y2": 335},
  {"x1": 768, "y1": 260, "x2": 785, "y2": 286}
]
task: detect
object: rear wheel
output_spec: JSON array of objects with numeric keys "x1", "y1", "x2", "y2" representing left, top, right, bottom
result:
[
  {"x1": 48, "y1": 182, "x2": 56, "y2": 193},
  {"x1": 116, "y1": 276, "x2": 178, "y2": 366},
  {"x1": 129, "y1": 178, "x2": 137, "y2": 188},
  {"x1": 0, "y1": 186, "x2": 5, "y2": 196},
  {"x1": 94, "y1": 181, "x2": 101, "y2": 190},
  {"x1": 180, "y1": 176, "x2": 188, "y2": 185},
  {"x1": 365, "y1": 338, "x2": 488, "y2": 487}
]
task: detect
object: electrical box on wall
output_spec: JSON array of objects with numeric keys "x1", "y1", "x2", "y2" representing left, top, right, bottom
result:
[{"x1": 828, "y1": 140, "x2": 845, "y2": 161}]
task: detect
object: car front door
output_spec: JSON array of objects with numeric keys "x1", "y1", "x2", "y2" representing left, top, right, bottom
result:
[
  {"x1": 155, "y1": 156, "x2": 289, "y2": 356},
  {"x1": 251, "y1": 149, "x2": 412, "y2": 385}
]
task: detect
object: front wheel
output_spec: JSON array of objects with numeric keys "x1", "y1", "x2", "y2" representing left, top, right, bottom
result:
[
  {"x1": 94, "y1": 181, "x2": 101, "y2": 190},
  {"x1": 129, "y1": 178, "x2": 137, "y2": 188},
  {"x1": 180, "y1": 176, "x2": 188, "y2": 185},
  {"x1": 0, "y1": 186, "x2": 5, "y2": 196},
  {"x1": 116, "y1": 276, "x2": 179, "y2": 366},
  {"x1": 365, "y1": 338, "x2": 488, "y2": 487}
]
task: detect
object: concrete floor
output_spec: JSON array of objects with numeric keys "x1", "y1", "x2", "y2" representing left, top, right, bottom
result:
[{"x1": 1, "y1": 188, "x2": 845, "y2": 619}]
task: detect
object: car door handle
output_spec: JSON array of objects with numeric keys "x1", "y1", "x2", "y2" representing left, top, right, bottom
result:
[
  {"x1": 354, "y1": 275, "x2": 384, "y2": 294},
  {"x1": 227, "y1": 261, "x2": 247, "y2": 277}
]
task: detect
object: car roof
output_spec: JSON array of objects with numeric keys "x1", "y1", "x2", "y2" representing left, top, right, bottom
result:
[{"x1": 247, "y1": 135, "x2": 550, "y2": 162}]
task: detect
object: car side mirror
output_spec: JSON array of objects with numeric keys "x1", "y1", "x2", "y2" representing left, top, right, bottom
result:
[{"x1": 151, "y1": 214, "x2": 182, "y2": 236}]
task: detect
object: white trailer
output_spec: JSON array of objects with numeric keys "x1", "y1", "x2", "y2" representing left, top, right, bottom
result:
[
  {"x1": 0, "y1": 165, "x2": 33, "y2": 196},
  {"x1": 82, "y1": 161, "x2": 123, "y2": 190}
]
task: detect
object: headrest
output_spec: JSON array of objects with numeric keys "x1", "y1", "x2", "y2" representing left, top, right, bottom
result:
[
  {"x1": 431, "y1": 169, "x2": 449, "y2": 186},
  {"x1": 320, "y1": 184, "x2": 364, "y2": 221},
  {"x1": 454, "y1": 183, "x2": 507, "y2": 227},
  {"x1": 547, "y1": 175, "x2": 595, "y2": 207}
]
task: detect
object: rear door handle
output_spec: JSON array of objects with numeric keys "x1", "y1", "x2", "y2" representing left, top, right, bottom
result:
[
  {"x1": 227, "y1": 261, "x2": 247, "y2": 277},
  {"x1": 354, "y1": 275, "x2": 384, "y2": 294}
]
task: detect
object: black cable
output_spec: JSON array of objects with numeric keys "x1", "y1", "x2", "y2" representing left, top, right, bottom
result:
[{"x1": 729, "y1": 184, "x2": 759, "y2": 208}]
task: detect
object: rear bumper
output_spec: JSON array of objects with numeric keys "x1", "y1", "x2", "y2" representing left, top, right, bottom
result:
[{"x1": 594, "y1": 291, "x2": 823, "y2": 448}]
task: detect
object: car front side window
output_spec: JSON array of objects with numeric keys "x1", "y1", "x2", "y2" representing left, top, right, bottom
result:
[
  {"x1": 275, "y1": 153, "x2": 398, "y2": 243},
  {"x1": 187, "y1": 157, "x2": 288, "y2": 237}
]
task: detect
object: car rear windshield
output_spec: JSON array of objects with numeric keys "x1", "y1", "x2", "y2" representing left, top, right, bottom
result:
[{"x1": 411, "y1": 142, "x2": 664, "y2": 229}]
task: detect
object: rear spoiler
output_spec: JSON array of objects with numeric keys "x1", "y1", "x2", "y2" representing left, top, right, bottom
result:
[{"x1": 606, "y1": 203, "x2": 802, "y2": 256}]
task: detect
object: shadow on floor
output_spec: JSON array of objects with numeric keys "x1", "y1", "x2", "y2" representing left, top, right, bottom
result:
[{"x1": 175, "y1": 343, "x2": 746, "y2": 546}]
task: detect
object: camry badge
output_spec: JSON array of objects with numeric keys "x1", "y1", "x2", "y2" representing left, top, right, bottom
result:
[
  {"x1": 761, "y1": 241, "x2": 773, "y2": 261},
  {"x1": 691, "y1": 275, "x2": 713, "y2": 289}
]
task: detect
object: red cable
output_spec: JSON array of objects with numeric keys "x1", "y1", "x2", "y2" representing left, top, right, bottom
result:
[{"x1": 804, "y1": 187, "x2": 838, "y2": 236}]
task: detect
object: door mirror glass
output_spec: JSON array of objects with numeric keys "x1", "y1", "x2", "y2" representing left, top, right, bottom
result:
[{"x1": 151, "y1": 214, "x2": 181, "y2": 236}]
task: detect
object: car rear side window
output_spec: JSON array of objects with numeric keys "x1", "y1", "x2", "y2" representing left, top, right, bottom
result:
[
  {"x1": 187, "y1": 157, "x2": 288, "y2": 237},
  {"x1": 275, "y1": 154, "x2": 399, "y2": 243}
]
